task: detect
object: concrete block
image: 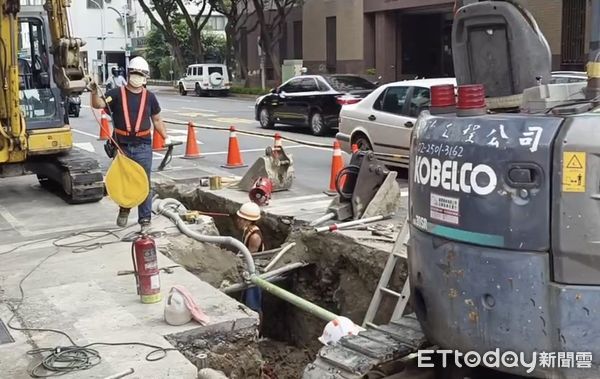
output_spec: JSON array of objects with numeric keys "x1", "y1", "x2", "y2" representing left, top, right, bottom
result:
[{"x1": 362, "y1": 171, "x2": 402, "y2": 219}]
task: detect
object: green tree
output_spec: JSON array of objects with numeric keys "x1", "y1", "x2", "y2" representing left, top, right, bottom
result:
[
  {"x1": 202, "y1": 32, "x2": 226, "y2": 63},
  {"x1": 145, "y1": 27, "x2": 169, "y2": 79}
]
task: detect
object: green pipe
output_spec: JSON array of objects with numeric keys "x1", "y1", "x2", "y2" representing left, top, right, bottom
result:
[{"x1": 250, "y1": 275, "x2": 339, "y2": 322}]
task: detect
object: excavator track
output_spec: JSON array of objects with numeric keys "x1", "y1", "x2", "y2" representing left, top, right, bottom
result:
[
  {"x1": 303, "y1": 314, "x2": 428, "y2": 379},
  {"x1": 28, "y1": 148, "x2": 105, "y2": 204}
]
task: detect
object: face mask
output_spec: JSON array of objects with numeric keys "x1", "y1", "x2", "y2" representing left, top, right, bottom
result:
[{"x1": 128, "y1": 74, "x2": 146, "y2": 88}]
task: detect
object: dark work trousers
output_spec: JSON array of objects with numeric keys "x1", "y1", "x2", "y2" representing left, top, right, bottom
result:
[{"x1": 120, "y1": 143, "x2": 152, "y2": 223}]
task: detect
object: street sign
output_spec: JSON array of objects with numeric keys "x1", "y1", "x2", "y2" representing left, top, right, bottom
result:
[{"x1": 169, "y1": 70, "x2": 174, "y2": 74}]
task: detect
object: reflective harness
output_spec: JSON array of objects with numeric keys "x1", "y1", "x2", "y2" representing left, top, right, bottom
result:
[{"x1": 113, "y1": 87, "x2": 151, "y2": 137}]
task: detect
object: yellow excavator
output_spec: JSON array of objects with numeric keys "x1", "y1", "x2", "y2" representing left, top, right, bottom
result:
[{"x1": 0, "y1": 0, "x2": 104, "y2": 203}]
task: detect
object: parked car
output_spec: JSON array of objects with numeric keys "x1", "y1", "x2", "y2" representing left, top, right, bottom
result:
[
  {"x1": 336, "y1": 78, "x2": 457, "y2": 168},
  {"x1": 550, "y1": 71, "x2": 587, "y2": 84},
  {"x1": 255, "y1": 74, "x2": 377, "y2": 136},
  {"x1": 177, "y1": 63, "x2": 231, "y2": 96}
]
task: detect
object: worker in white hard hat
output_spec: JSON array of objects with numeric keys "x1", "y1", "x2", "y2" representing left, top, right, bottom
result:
[
  {"x1": 234, "y1": 202, "x2": 265, "y2": 321},
  {"x1": 90, "y1": 56, "x2": 170, "y2": 232},
  {"x1": 235, "y1": 202, "x2": 265, "y2": 254}
]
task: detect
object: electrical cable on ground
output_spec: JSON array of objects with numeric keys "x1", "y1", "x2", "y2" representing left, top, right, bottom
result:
[{"x1": 3, "y1": 226, "x2": 177, "y2": 378}]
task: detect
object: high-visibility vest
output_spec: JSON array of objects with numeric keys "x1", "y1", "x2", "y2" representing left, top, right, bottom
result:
[{"x1": 113, "y1": 87, "x2": 151, "y2": 138}]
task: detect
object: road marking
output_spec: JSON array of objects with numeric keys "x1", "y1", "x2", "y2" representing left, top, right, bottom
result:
[
  {"x1": 178, "y1": 112, "x2": 217, "y2": 118},
  {"x1": 72, "y1": 128, "x2": 100, "y2": 139},
  {"x1": 169, "y1": 135, "x2": 204, "y2": 145},
  {"x1": 74, "y1": 142, "x2": 96, "y2": 153},
  {"x1": 182, "y1": 107, "x2": 217, "y2": 113},
  {"x1": 212, "y1": 117, "x2": 254, "y2": 124}
]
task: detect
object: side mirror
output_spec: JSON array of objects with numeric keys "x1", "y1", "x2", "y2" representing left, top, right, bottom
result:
[{"x1": 270, "y1": 88, "x2": 278, "y2": 94}]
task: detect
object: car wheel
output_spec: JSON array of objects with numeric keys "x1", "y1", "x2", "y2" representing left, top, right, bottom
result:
[
  {"x1": 72, "y1": 106, "x2": 80, "y2": 118},
  {"x1": 353, "y1": 134, "x2": 372, "y2": 151},
  {"x1": 179, "y1": 84, "x2": 187, "y2": 96},
  {"x1": 310, "y1": 112, "x2": 329, "y2": 136},
  {"x1": 259, "y1": 107, "x2": 274, "y2": 129}
]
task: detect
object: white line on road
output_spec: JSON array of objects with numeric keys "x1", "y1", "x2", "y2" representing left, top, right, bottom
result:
[
  {"x1": 182, "y1": 107, "x2": 217, "y2": 113},
  {"x1": 72, "y1": 128, "x2": 100, "y2": 139},
  {"x1": 74, "y1": 142, "x2": 96, "y2": 153}
]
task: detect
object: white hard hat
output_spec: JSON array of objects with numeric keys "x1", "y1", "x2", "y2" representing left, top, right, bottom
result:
[
  {"x1": 318, "y1": 317, "x2": 365, "y2": 345},
  {"x1": 128, "y1": 56, "x2": 150, "y2": 77},
  {"x1": 164, "y1": 289, "x2": 192, "y2": 326},
  {"x1": 237, "y1": 202, "x2": 261, "y2": 221}
]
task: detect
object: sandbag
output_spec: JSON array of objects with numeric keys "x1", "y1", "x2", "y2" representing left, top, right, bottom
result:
[{"x1": 105, "y1": 152, "x2": 149, "y2": 208}]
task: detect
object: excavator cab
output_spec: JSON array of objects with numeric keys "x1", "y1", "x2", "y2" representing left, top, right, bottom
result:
[{"x1": 17, "y1": 12, "x2": 66, "y2": 131}]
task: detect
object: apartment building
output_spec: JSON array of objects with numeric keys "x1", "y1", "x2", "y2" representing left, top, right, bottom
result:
[{"x1": 240, "y1": 0, "x2": 593, "y2": 85}]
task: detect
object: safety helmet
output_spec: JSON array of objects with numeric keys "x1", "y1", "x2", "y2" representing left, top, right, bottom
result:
[
  {"x1": 237, "y1": 202, "x2": 261, "y2": 221},
  {"x1": 111, "y1": 67, "x2": 118, "y2": 76},
  {"x1": 318, "y1": 317, "x2": 365, "y2": 345},
  {"x1": 128, "y1": 56, "x2": 150, "y2": 77},
  {"x1": 164, "y1": 288, "x2": 192, "y2": 326}
]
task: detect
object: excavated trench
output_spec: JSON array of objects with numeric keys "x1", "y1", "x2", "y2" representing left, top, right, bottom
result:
[{"x1": 154, "y1": 181, "x2": 408, "y2": 378}]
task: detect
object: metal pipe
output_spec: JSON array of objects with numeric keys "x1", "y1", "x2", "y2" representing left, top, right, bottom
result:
[
  {"x1": 264, "y1": 242, "x2": 296, "y2": 272},
  {"x1": 250, "y1": 276, "x2": 339, "y2": 322},
  {"x1": 309, "y1": 212, "x2": 335, "y2": 227},
  {"x1": 153, "y1": 198, "x2": 256, "y2": 274},
  {"x1": 102, "y1": 368, "x2": 134, "y2": 379},
  {"x1": 222, "y1": 262, "x2": 308, "y2": 294},
  {"x1": 315, "y1": 215, "x2": 386, "y2": 233}
]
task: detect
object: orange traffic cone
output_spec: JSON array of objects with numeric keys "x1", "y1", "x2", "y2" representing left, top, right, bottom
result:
[
  {"x1": 325, "y1": 141, "x2": 345, "y2": 195},
  {"x1": 98, "y1": 109, "x2": 111, "y2": 140},
  {"x1": 152, "y1": 128, "x2": 166, "y2": 152},
  {"x1": 351, "y1": 143, "x2": 359, "y2": 153},
  {"x1": 222, "y1": 126, "x2": 247, "y2": 168},
  {"x1": 182, "y1": 122, "x2": 203, "y2": 159}
]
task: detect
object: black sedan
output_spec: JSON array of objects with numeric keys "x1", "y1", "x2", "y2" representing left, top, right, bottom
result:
[{"x1": 255, "y1": 74, "x2": 376, "y2": 136}]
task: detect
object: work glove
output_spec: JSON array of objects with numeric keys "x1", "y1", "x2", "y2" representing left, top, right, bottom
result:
[
  {"x1": 164, "y1": 136, "x2": 173, "y2": 146},
  {"x1": 87, "y1": 80, "x2": 98, "y2": 93}
]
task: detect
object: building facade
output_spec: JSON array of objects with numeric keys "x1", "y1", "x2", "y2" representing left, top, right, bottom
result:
[{"x1": 241, "y1": 0, "x2": 593, "y2": 86}]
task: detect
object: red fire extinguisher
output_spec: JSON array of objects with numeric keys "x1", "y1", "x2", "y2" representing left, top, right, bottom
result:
[{"x1": 132, "y1": 234, "x2": 162, "y2": 304}]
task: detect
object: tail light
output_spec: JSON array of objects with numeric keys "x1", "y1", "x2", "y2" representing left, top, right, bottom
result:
[
  {"x1": 336, "y1": 96, "x2": 361, "y2": 105},
  {"x1": 457, "y1": 84, "x2": 486, "y2": 116}
]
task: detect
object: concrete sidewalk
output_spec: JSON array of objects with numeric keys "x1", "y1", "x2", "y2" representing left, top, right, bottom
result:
[{"x1": 0, "y1": 216, "x2": 258, "y2": 379}]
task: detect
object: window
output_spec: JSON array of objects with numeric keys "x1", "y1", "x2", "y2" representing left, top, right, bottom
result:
[
  {"x1": 187, "y1": 67, "x2": 192, "y2": 76},
  {"x1": 316, "y1": 78, "x2": 330, "y2": 92},
  {"x1": 280, "y1": 78, "x2": 303, "y2": 93},
  {"x1": 87, "y1": 0, "x2": 103, "y2": 8},
  {"x1": 408, "y1": 87, "x2": 431, "y2": 117},
  {"x1": 298, "y1": 78, "x2": 319, "y2": 92},
  {"x1": 325, "y1": 76, "x2": 376, "y2": 92},
  {"x1": 208, "y1": 66, "x2": 223, "y2": 75},
  {"x1": 374, "y1": 86, "x2": 409, "y2": 115}
]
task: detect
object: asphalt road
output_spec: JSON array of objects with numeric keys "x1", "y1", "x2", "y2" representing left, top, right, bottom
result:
[{"x1": 74, "y1": 86, "x2": 338, "y2": 194}]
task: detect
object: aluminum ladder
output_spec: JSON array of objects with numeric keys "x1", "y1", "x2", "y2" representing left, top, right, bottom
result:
[{"x1": 362, "y1": 218, "x2": 411, "y2": 328}]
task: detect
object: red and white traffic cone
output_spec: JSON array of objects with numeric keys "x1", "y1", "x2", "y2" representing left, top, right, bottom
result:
[{"x1": 325, "y1": 141, "x2": 345, "y2": 195}]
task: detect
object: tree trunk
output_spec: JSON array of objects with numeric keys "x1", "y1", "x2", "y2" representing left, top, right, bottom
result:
[{"x1": 190, "y1": 32, "x2": 204, "y2": 63}]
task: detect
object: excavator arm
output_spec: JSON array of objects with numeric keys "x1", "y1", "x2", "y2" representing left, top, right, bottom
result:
[{"x1": 42, "y1": 0, "x2": 89, "y2": 95}]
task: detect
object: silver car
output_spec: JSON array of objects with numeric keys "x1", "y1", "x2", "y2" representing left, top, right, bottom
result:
[{"x1": 336, "y1": 78, "x2": 457, "y2": 168}]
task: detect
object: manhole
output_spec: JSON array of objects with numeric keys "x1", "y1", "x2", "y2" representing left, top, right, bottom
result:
[{"x1": 0, "y1": 318, "x2": 15, "y2": 345}]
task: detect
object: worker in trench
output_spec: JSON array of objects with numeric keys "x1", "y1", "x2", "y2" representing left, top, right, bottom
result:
[
  {"x1": 234, "y1": 202, "x2": 265, "y2": 321},
  {"x1": 90, "y1": 56, "x2": 170, "y2": 231}
]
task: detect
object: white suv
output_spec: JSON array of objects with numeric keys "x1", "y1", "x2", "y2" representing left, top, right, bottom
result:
[{"x1": 177, "y1": 63, "x2": 231, "y2": 96}]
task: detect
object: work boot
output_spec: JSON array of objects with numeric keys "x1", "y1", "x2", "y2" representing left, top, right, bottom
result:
[
  {"x1": 140, "y1": 218, "x2": 151, "y2": 234},
  {"x1": 116, "y1": 208, "x2": 130, "y2": 227}
]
